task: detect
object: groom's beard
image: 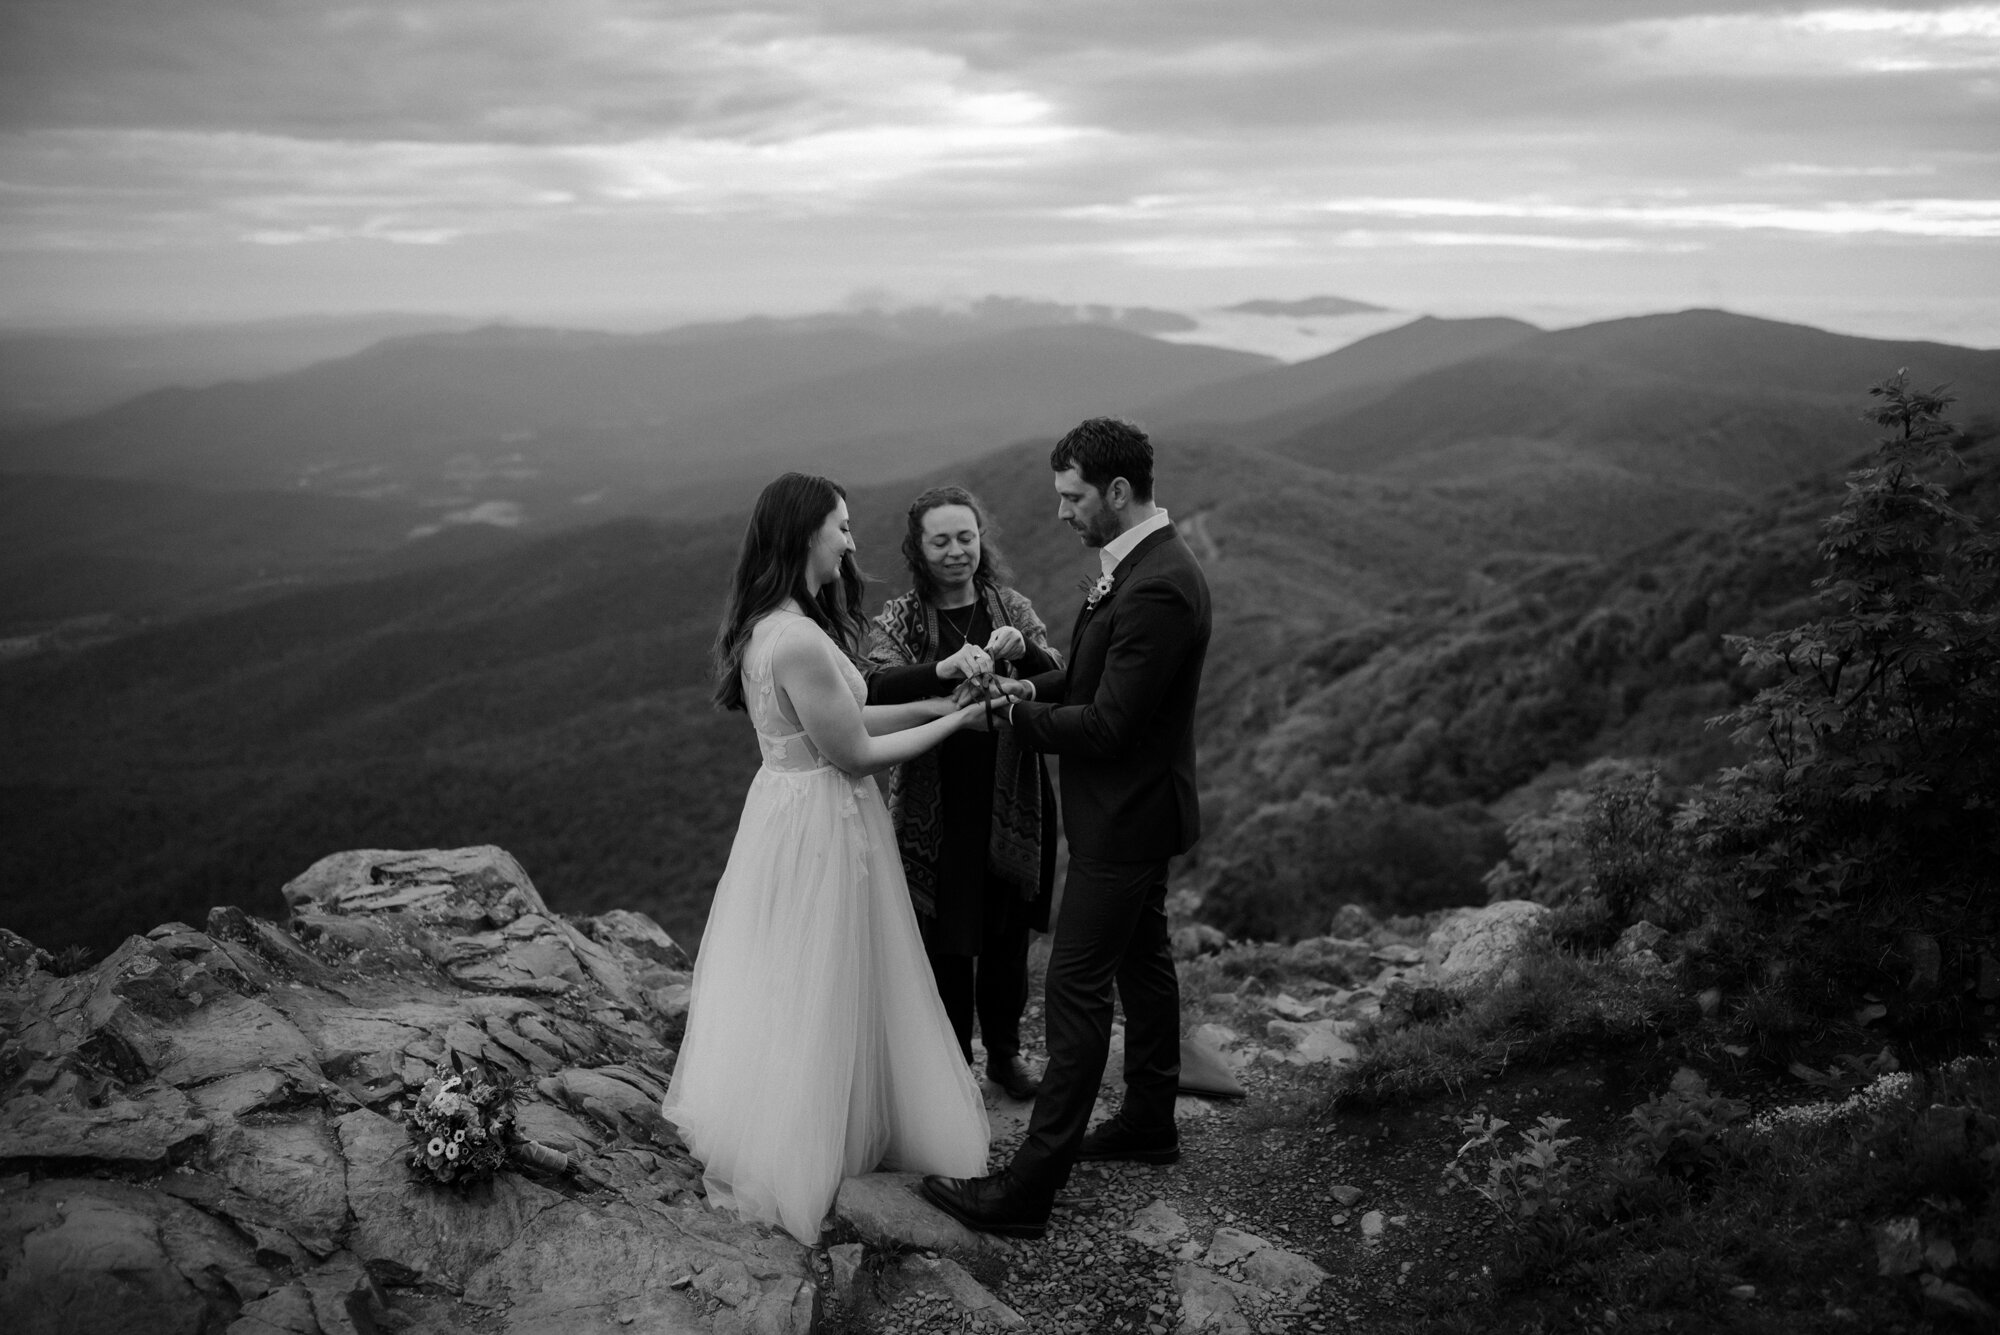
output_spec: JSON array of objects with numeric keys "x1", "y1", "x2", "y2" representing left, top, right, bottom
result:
[{"x1": 1077, "y1": 510, "x2": 1120, "y2": 548}]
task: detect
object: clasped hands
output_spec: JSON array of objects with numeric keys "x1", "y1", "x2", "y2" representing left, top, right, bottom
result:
[
  {"x1": 934, "y1": 629, "x2": 1031, "y2": 730},
  {"x1": 934, "y1": 626, "x2": 1026, "y2": 684}
]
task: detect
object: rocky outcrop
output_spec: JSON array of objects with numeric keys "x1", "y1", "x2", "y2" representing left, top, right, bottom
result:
[
  {"x1": 0, "y1": 846, "x2": 814, "y2": 1335},
  {"x1": 1424, "y1": 900, "x2": 1551, "y2": 991}
]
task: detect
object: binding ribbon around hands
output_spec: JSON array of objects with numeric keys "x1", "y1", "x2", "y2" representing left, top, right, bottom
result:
[{"x1": 951, "y1": 662, "x2": 1028, "y2": 728}]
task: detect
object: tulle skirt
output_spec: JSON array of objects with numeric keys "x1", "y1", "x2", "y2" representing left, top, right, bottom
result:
[{"x1": 662, "y1": 764, "x2": 989, "y2": 1243}]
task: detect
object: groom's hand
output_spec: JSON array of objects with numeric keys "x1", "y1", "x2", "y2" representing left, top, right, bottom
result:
[{"x1": 952, "y1": 675, "x2": 1025, "y2": 706}]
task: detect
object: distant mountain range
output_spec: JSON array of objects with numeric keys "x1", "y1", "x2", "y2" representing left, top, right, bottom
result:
[
  {"x1": 1146, "y1": 315, "x2": 1541, "y2": 432},
  {"x1": 1223, "y1": 296, "x2": 1388, "y2": 317},
  {"x1": 0, "y1": 313, "x2": 477, "y2": 432},
  {"x1": 0, "y1": 319, "x2": 1271, "y2": 517},
  {"x1": 4, "y1": 305, "x2": 1998, "y2": 954},
  {"x1": 0, "y1": 295, "x2": 1358, "y2": 434}
]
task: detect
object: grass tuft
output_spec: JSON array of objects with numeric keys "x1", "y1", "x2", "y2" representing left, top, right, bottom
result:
[{"x1": 1328, "y1": 942, "x2": 1684, "y2": 1109}]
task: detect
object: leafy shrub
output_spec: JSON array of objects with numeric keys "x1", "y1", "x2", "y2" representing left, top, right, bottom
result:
[
  {"x1": 1682, "y1": 374, "x2": 2000, "y2": 1043},
  {"x1": 1704, "y1": 374, "x2": 1999, "y2": 914},
  {"x1": 1333, "y1": 942, "x2": 1684, "y2": 1107},
  {"x1": 1195, "y1": 789, "x2": 1506, "y2": 941},
  {"x1": 1443, "y1": 1112, "x2": 1584, "y2": 1227},
  {"x1": 1621, "y1": 1081, "x2": 1748, "y2": 1185},
  {"x1": 1484, "y1": 758, "x2": 1700, "y2": 943}
]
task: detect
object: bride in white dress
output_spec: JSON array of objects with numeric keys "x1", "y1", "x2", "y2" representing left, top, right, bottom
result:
[{"x1": 663, "y1": 472, "x2": 993, "y2": 1244}]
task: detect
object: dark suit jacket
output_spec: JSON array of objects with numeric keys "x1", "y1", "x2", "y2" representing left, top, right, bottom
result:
[{"x1": 1013, "y1": 523, "x2": 1211, "y2": 862}]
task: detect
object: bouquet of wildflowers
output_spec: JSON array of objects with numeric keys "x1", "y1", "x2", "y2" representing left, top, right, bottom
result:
[{"x1": 406, "y1": 1062, "x2": 514, "y2": 1188}]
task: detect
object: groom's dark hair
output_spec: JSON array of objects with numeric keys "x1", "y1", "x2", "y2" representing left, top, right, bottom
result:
[{"x1": 1051, "y1": 417, "x2": 1154, "y2": 502}]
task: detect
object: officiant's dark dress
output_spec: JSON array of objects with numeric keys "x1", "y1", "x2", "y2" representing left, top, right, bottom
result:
[{"x1": 865, "y1": 586, "x2": 1060, "y2": 1066}]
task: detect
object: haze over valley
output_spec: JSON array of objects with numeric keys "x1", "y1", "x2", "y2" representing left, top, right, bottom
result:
[{"x1": 4, "y1": 297, "x2": 1995, "y2": 954}]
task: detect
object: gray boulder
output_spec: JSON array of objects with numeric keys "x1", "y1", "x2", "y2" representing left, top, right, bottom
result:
[{"x1": 1425, "y1": 900, "x2": 1551, "y2": 990}]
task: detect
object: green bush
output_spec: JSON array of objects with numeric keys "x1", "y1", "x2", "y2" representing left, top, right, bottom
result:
[
  {"x1": 1484, "y1": 759, "x2": 1702, "y2": 947},
  {"x1": 1194, "y1": 789, "x2": 1505, "y2": 941},
  {"x1": 1684, "y1": 373, "x2": 2000, "y2": 1041}
]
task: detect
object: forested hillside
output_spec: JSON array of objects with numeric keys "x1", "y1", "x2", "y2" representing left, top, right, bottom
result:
[
  {"x1": 1187, "y1": 427, "x2": 2000, "y2": 939},
  {"x1": 0, "y1": 435, "x2": 1535, "y2": 955},
  {"x1": 5, "y1": 308, "x2": 1995, "y2": 965}
]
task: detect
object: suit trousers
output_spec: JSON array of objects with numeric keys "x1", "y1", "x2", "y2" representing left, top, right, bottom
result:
[{"x1": 1008, "y1": 854, "x2": 1180, "y2": 1201}]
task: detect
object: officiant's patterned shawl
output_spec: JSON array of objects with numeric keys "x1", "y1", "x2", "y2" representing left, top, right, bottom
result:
[{"x1": 865, "y1": 584, "x2": 1060, "y2": 918}]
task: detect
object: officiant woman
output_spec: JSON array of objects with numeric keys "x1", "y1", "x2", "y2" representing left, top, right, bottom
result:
[{"x1": 865, "y1": 485, "x2": 1060, "y2": 1101}]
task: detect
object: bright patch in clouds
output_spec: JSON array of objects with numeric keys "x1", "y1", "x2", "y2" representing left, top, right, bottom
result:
[{"x1": 1620, "y1": 5, "x2": 2000, "y2": 74}]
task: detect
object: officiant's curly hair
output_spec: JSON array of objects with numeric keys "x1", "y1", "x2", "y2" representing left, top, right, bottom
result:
[
  {"x1": 712, "y1": 472, "x2": 868, "y2": 712},
  {"x1": 899, "y1": 484, "x2": 1014, "y2": 606}
]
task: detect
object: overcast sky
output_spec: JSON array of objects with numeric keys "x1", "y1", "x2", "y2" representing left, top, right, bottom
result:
[{"x1": 2, "y1": 1, "x2": 1996, "y2": 345}]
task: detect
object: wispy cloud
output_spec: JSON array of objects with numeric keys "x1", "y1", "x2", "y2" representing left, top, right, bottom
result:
[{"x1": 1060, "y1": 192, "x2": 2000, "y2": 239}]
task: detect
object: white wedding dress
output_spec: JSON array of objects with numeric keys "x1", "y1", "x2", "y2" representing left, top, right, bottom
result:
[{"x1": 661, "y1": 609, "x2": 989, "y2": 1243}]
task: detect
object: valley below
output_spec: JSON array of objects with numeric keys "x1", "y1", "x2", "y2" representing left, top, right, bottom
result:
[{"x1": 2, "y1": 300, "x2": 1996, "y2": 958}]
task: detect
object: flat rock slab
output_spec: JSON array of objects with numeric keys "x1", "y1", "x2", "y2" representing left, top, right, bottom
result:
[
  {"x1": 1173, "y1": 1263, "x2": 1264, "y2": 1334},
  {"x1": 877, "y1": 1254, "x2": 1024, "y2": 1328},
  {"x1": 0, "y1": 1178, "x2": 279, "y2": 1335},
  {"x1": 336, "y1": 1107, "x2": 564, "y2": 1291},
  {"x1": 465, "y1": 1199, "x2": 817, "y2": 1335},
  {"x1": 1263, "y1": 1018, "x2": 1360, "y2": 1066},
  {"x1": 1203, "y1": 1227, "x2": 1330, "y2": 1303},
  {"x1": 0, "y1": 1086, "x2": 209, "y2": 1167},
  {"x1": 1127, "y1": 1199, "x2": 1190, "y2": 1249},
  {"x1": 832, "y1": 1171, "x2": 1014, "y2": 1263},
  {"x1": 216, "y1": 1118, "x2": 350, "y2": 1248}
]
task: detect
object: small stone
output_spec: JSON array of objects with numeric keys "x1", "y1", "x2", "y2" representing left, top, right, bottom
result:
[
  {"x1": 1125, "y1": 1201, "x2": 1189, "y2": 1250},
  {"x1": 1728, "y1": 1284, "x2": 1757, "y2": 1300},
  {"x1": 1329, "y1": 1185, "x2": 1363, "y2": 1207},
  {"x1": 1359, "y1": 1212, "x2": 1386, "y2": 1241},
  {"x1": 1922, "y1": 1274, "x2": 2000, "y2": 1324},
  {"x1": 1875, "y1": 1217, "x2": 1923, "y2": 1277},
  {"x1": 1669, "y1": 1066, "x2": 1707, "y2": 1096},
  {"x1": 828, "y1": 1241, "x2": 866, "y2": 1307}
]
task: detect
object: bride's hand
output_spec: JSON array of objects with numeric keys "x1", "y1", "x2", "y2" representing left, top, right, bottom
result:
[
  {"x1": 936, "y1": 643, "x2": 993, "y2": 682},
  {"x1": 954, "y1": 700, "x2": 995, "y2": 732}
]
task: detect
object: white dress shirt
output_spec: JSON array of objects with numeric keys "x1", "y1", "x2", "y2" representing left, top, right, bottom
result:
[{"x1": 1099, "y1": 508, "x2": 1172, "y2": 580}]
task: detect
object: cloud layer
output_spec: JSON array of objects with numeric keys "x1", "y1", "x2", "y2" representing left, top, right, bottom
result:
[{"x1": 2, "y1": 1, "x2": 1995, "y2": 337}]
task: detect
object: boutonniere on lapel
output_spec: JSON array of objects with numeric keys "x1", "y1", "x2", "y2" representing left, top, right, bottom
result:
[{"x1": 1080, "y1": 573, "x2": 1115, "y2": 610}]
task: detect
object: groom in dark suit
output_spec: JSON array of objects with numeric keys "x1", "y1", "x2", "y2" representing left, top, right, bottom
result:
[{"x1": 923, "y1": 416, "x2": 1211, "y2": 1238}]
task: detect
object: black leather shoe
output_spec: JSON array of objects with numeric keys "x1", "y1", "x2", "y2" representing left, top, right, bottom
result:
[
  {"x1": 1077, "y1": 1117, "x2": 1180, "y2": 1165},
  {"x1": 920, "y1": 1173, "x2": 1049, "y2": 1240},
  {"x1": 987, "y1": 1054, "x2": 1040, "y2": 1101}
]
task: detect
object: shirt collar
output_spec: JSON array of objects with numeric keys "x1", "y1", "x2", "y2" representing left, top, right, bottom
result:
[{"x1": 1100, "y1": 507, "x2": 1171, "y2": 579}]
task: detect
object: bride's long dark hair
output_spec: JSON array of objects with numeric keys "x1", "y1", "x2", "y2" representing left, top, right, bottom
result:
[{"x1": 712, "y1": 472, "x2": 868, "y2": 712}]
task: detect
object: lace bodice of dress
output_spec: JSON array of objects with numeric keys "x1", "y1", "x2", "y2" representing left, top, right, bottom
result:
[{"x1": 744, "y1": 610, "x2": 866, "y2": 773}]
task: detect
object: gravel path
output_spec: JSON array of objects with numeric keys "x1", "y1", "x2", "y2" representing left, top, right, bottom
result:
[{"x1": 818, "y1": 938, "x2": 1526, "y2": 1333}]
